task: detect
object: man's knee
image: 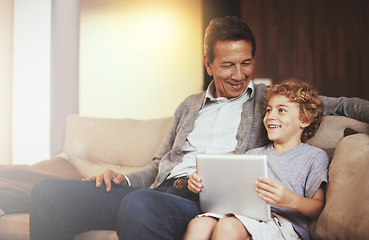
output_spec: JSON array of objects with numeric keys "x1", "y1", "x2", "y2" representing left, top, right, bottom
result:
[
  {"x1": 116, "y1": 189, "x2": 200, "y2": 239},
  {"x1": 31, "y1": 179, "x2": 62, "y2": 205},
  {"x1": 118, "y1": 189, "x2": 158, "y2": 222}
]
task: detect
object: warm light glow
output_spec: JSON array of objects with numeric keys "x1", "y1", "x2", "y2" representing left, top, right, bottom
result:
[{"x1": 80, "y1": 0, "x2": 203, "y2": 119}]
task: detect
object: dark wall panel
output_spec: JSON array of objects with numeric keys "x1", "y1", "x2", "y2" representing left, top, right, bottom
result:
[{"x1": 240, "y1": 0, "x2": 369, "y2": 100}]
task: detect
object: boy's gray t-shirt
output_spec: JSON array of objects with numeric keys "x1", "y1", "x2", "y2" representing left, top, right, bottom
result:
[{"x1": 247, "y1": 143, "x2": 329, "y2": 240}]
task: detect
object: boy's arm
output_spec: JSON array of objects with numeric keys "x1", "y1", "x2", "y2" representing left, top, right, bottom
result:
[
  {"x1": 256, "y1": 177, "x2": 325, "y2": 219},
  {"x1": 289, "y1": 185, "x2": 325, "y2": 219}
]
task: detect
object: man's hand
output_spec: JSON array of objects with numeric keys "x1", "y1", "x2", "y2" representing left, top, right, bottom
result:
[
  {"x1": 188, "y1": 171, "x2": 203, "y2": 193},
  {"x1": 82, "y1": 169, "x2": 127, "y2": 192}
]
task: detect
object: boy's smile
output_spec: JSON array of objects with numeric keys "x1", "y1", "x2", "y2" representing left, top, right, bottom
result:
[{"x1": 263, "y1": 94, "x2": 310, "y2": 151}]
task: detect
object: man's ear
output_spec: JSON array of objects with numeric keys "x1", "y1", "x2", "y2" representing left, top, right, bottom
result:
[{"x1": 203, "y1": 55, "x2": 213, "y2": 77}]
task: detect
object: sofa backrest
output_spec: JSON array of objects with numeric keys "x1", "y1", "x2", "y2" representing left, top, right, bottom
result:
[
  {"x1": 306, "y1": 116, "x2": 369, "y2": 159},
  {"x1": 62, "y1": 115, "x2": 369, "y2": 178},
  {"x1": 62, "y1": 115, "x2": 172, "y2": 178}
]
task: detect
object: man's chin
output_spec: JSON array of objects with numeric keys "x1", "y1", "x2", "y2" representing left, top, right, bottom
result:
[{"x1": 227, "y1": 89, "x2": 246, "y2": 98}]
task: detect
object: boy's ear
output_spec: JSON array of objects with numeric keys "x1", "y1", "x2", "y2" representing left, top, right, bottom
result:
[{"x1": 300, "y1": 120, "x2": 311, "y2": 129}]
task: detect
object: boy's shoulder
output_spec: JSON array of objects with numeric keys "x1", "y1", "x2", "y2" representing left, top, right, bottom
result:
[
  {"x1": 245, "y1": 144, "x2": 271, "y2": 154},
  {"x1": 246, "y1": 143, "x2": 328, "y2": 158},
  {"x1": 299, "y1": 143, "x2": 327, "y2": 155}
]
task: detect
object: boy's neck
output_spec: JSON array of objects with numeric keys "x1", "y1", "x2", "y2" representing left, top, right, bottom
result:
[{"x1": 273, "y1": 139, "x2": 302, "y2": 154}]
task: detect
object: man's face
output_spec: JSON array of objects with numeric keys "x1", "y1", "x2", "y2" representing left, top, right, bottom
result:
[{"x1": 204, "y1": 40, "x2": 255, "y2": 99}]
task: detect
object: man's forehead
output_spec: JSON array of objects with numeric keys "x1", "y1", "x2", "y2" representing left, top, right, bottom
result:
[{"x1": 213, "y1": 40, "x2": 252, "y2": 56}]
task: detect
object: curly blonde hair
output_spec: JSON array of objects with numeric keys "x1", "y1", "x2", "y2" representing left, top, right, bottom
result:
[{"x1": 264, "y1": 80, "x2": 324, "y2": 142}]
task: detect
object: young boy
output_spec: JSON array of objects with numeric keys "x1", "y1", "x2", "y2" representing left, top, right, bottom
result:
[{"x1": 184, "y1": 80, "x2": 328, "y2": 240}]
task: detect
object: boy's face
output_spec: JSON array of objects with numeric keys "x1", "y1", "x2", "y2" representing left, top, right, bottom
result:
[{"x1": 263, "y1": 94, "x2": 310, "y2": 147}]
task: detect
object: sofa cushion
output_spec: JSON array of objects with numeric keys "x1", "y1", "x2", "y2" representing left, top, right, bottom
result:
[
  {"x1": 0, "y1": 213, "x2": 30, "y2": 240},
  {"x1": 310, "y1": 133, "x2": 369, "y2": 239},
  {"x1": 0, "y1": 157, "x2": 82, "y2": 215},
  {"x1": 63, "y1": 115, "x2": 172, "y2": 178},
  {"x1": 76, "y1": 230, "x2": 118, "y2": 240},
  {"x1": 306, "y1": 116, "x2": 369, "y2": 159}
]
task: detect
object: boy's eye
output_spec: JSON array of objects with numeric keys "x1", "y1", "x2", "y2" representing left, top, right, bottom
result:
[
  {"x1": 265, "y1": 109, "x2": 271, "y2": 113},
  {"x1": 279, "y1": 108, "x2": 286, "y2": 113}
]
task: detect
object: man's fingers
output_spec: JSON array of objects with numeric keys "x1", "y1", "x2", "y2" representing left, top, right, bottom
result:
[
  {"x1": 83, "y1": 169, "x2": 125, "y2": 192},
  {"x1": 104, "y1": 176, "x2": 113, "y2": 192},
  {"x1": 113, "y1": 174, "x2": 127, "y2": 186},
  {"x1": 82, "y1": 176, "x2": 96, "y2": 182}
]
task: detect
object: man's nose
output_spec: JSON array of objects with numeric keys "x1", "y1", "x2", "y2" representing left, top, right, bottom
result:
[{"x1": 232, "y1": 65, "x2": 245, "y2": 81}]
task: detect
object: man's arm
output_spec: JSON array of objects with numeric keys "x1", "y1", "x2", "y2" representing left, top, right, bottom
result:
[{"x1": 321, "y1": 96, "x2": 369, "y2": 123}]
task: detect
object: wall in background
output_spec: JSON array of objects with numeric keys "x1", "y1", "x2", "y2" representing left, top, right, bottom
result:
[
  {"x1": 79, "y1": 0, "x2": 204, "y2": 119},
  {"x1": 3, "y1": 0, "x2": 202, "y2": 165},
  {"x1": 241, "y1": 0, "x2": 369, "y2": 100},
  {"x1": 5, "y1": 0, "x2": 79, "y2": 165},
  {"x1": 12, "y1": 0, "x2": 52, "y2": 165},
  {"x1": 0, "y1": 0, "x2": 13, "y2": 165}
]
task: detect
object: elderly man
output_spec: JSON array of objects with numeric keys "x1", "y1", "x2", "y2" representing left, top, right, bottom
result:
[{"x1": 29, "y1": 16, "x2": 369, "y2": 240}]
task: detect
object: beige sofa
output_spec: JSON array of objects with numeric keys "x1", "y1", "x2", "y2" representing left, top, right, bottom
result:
[{"x1": 0, "y1": 114, "x2": 368, "y2": 240}]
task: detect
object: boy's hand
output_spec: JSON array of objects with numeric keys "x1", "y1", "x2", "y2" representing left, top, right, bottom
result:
[
  {"x1": 255, "y1": 177, "x2": 298, "y2": 209},
  {"x1": 188, "y1": 171, "x2": 203, "y2": 193}
]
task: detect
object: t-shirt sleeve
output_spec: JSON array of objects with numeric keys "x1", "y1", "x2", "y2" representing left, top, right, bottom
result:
[{"x1": 305, "y1": 150, "x2": 329, "y2": 198}]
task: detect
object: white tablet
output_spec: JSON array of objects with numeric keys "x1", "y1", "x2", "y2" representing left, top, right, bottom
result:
[{"x1": 196, "y1": 154, "x2": 271, "y2": 222}]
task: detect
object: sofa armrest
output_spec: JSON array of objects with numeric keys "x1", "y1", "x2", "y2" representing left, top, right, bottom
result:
[
  {"x1": 0, "y1": 157, "x2": 83, "y2": 215},
  {"x1": 310, "y1": 133, "x2": 369, "y2": 239}
]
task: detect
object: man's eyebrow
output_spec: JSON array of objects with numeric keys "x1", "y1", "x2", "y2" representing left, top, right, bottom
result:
[
  {"x1": 221, "y1": 61, "x2": 234, "y2": 64},
  {"x1": 221, "y1": 58, "x2": 253, "y2": 64}
]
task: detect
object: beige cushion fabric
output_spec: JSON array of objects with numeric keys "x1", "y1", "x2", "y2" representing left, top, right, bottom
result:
[
  {"x1": 307, "y1": 116, "x2": 369, "y2": 159},
  {"x1": 63, "y1": 115, "x2": 172, "y2": 178},
  {"x1": 310, "y1": 133, "x2": 369, "y2": 239},
  {"x1": 76, "y1": 230, "x2": 118, "y2": 240},
  {"x1": 0, "y1": 215, "x2": 119, "y2": 240},
  {"x1": 0, "y1": 214, "x2": 30, "y2": 240}
]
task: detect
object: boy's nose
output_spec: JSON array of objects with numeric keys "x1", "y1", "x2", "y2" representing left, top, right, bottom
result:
[{"x1": 267, "y1": 111, "x2": 277, "y2": 119}]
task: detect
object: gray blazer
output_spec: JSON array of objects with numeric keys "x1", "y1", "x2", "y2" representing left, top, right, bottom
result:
[{"x1": 126, "y1": 83, "x2": 369, "y2": 188}]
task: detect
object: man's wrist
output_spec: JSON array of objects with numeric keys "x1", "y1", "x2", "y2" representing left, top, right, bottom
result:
[{"x1": 124, "y1": 175, "x2": 131, "y2": 186}]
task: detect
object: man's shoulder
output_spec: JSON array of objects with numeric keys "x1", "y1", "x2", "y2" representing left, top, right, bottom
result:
[
  {"x1": 253, "y1": 83, "x2": 267, "y2": 96},
  {"x1": 173, "y1": 92, "x2": 205, "y2": 116},
  {"x1": 180, "y1": 92, "x2": 206, "y2": 106}
]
